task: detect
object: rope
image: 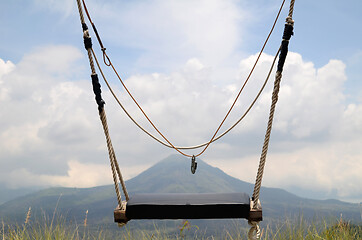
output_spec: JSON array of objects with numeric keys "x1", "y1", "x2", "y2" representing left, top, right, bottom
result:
[
  {"x1": 82, "y1": 0, "x2": 286, "y2": 159},
  {"x1": 248, "y1": 221, "x2": 261, "y2": 240},
  {"x1": 99, "y1": 109, "x2": 123, "y2": 205},
  {"x1": 76, "y1": 0, "x2": 296, "y2": 229},
  {"x1": 288, "y1": 0, "x2": 295, "y2": 19},
  {"x1": 76, "y1": 0, "x2": 85, "y2": 25},
  {"x1": 252, "y1": 0, "x2": 295, "y2": 207},
  {"x1": 99, "y1": 109, "x2": 129, "y2": 201},
  {"x1": 92, "y1": 46, "x2": 281, "y2": 151},
  {"x1": 252, "y1": 71, "x2": 282, "y2": 204},
  {"x1": 75, "y1": 0, "x2": 129, "y2": 208}
]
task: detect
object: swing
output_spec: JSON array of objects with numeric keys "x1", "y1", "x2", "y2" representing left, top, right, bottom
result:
[
  {"x1": 75, "y1": 0, "x2": 295, "y2": 237},
  {"x1": 114, "y1": 192, "x2": 262, "y2": 223}
]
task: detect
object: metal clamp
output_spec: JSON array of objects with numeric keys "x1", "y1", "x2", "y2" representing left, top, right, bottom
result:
[{"x1": 191, "y1": 155, "x2": 197, "y2": 174}]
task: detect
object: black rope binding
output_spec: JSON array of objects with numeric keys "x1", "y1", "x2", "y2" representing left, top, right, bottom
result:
[
  {"x1": 91, "y1": 74, "x2": 105, "y2": 112},
  {"x1": 82, "y1": 23, "x2": 88, "y2": 31},
  {"x1": 82, "y1": 23, "x2": 93, "y2": 50},
  {"x1": 81, "y1": 22, "x2": 104, "y2": 111},
  {"x1": 277, "y1": 23, "x2": 294, "y2": 72},
  {"x1": 83, "y1": 35, "x2": 92, "y2": 50}
]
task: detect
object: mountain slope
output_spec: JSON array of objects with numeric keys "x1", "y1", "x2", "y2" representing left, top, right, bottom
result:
[
  {"x1": 0, "y1": 186, "x2": 40, "y2": 205},
  {"x1": 0, "y1": 155, "x2": 360, "y2": 225},
  {"x1": 125, "y1": 154, "x2": 254, "y2": 194}
]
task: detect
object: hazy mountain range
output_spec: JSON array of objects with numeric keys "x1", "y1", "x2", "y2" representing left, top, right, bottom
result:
[{"x1": 0, "y1": 155, "x2": 361, "y2": 228}]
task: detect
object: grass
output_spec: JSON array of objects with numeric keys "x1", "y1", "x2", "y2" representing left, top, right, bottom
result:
[
  {"x1": 260, "y1": 216, "x2": 362, "y2": 240},
  {"x1": 1, "y1": 208, "x2": 361, "y2": 240}
]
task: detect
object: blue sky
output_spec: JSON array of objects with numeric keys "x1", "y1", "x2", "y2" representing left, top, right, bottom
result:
[{"x1": 0, "y1": 0, "x2": 361, "y2": 203}]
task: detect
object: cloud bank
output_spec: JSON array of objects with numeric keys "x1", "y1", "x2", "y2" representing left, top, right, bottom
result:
[{"x1": 0, "y1": 44, "x2": 361, "y2": 202}]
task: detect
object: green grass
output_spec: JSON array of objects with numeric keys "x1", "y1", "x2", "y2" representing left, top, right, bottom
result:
[
  {"x1": 260, "y1": 217, "x2": 362, "y2": 240},
  {"x1": 1, "y1": 208, "x2": 361, "y2": 240}
]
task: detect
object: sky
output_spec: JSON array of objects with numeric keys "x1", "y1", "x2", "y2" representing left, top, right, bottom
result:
[{"x1": 0, "y1": 0, "x2": 361, "y2": 203}]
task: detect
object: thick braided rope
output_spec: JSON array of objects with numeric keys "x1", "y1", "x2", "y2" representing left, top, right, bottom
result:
[
  {"x1": 99, "y1": 109, "x2": 123, "y2": 205},
  {"x1": 252, "y1": 71, "x2": 282, "y2": 204},
  {"x1": 86, "y1": 48, "x2": 96, "y2": 74},
  {"x1": 99, "y1": 109, "x2": 129, "y2": 202},
  {"x1": 248, "y1": 221, "x2": 261, "y2": 240},
  {"x1": 76, "y1": 0, "x2": 129, "y2": 207},
  {"x1": 252, "y1": 0, "x2": 295, "y2": 207},
  {"x1": 76, "y1": 0, "x2": 85, "y2": 24},
  {"x1": 289, "y1": 0, "x2": 295, "y2": 18}
]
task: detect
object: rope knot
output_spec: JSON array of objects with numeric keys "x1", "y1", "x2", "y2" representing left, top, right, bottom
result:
[
  {"x1": 103, "y1": 51, "x2": 112, "y2": 66},
  {"x1": 286, "y1": 16, "x2": 294, "y2": 25}
]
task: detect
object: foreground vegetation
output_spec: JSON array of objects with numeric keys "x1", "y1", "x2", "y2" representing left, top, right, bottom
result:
[{"x1": 1, "y1": 208, "x2": 361, "y2": 239}]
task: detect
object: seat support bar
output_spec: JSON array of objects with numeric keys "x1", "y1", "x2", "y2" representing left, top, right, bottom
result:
[{"x1": 114, "y1": 193, "x2": 262, "y2": 223}]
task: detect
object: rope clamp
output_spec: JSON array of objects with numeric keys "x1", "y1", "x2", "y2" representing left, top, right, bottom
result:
[{"x1": 191, "y1": 155, "x2": 197, "y2": 174}]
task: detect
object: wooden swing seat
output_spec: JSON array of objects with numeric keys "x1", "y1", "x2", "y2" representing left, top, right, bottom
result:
[{"x1": 114, "y1": 192, "x2": 262, "y2": 224}]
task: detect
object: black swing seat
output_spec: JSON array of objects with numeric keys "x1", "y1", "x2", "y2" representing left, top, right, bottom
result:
[{"x1": 114, "y1": 192, "x2": 262, "y2": 224}]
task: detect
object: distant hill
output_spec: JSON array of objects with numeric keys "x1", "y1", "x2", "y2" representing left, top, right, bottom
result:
[
  {"x1": 0, "y1": 186, "x2": 40, "y2": 205},
  {"x1": 0, "y1": 155, "x2": 360, "y2": 227}
]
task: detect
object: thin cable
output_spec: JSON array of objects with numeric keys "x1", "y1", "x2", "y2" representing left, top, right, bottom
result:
[
  {"x1": 92, "y1": 47, "x2": 280, "y2": 150},
  {"x1": 83, "y1": 0, "x2": 286, "y2": 158},
  {"x1": 193, "y1": 0, "x2": 286, "y2": 157}
]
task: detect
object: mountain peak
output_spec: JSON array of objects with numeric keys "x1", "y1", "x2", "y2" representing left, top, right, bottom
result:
[
  {"x1": 125, "y1": 154, "x2": 254, "y2": 194},
  {"x1": 1, "y1": 155, "x2": 360, "y2": 224}
]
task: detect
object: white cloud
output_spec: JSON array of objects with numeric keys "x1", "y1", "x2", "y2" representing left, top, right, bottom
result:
[
  {"x1": 84, "y1": 0, "x2": 244, "y2": 71},
  {"x1": 209, "y1": 53, "x2": 362, "y2": 202},
  {"x1": 0, "y1": 59, "x2": 15, "y2": 77},
  {"x1": 277, "y1": 57, "x2": 347, "y2": 139},
  {"x1": 213, "y1": 139, "x2": 362, "y2": 202},
  {"x1": 0, "y1": 45, "x2": 103, "y2": 176},
  {"x1": 0, "y1": 59, "x2": 15, "y2": 101},
  {"x1": 34, "y1": 0, "x2": 75, "y2": 19},
  {"x1": 0, "y1": 43, "x2": 361, "y2": 202},
  {"x1": 336, "y1": 103, "x2": 362, "y2": 140},
  {"x1": 6, "y1": 160, "x2": 111, "y2": 188},
  {"x1": 88, "y1": 51, "x2": 362, "y2": 201}
]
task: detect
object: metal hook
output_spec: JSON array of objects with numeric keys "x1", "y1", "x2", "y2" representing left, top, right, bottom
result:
[{"x1": 191, "y1": 155, "x2": 197, "y2": 174}]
